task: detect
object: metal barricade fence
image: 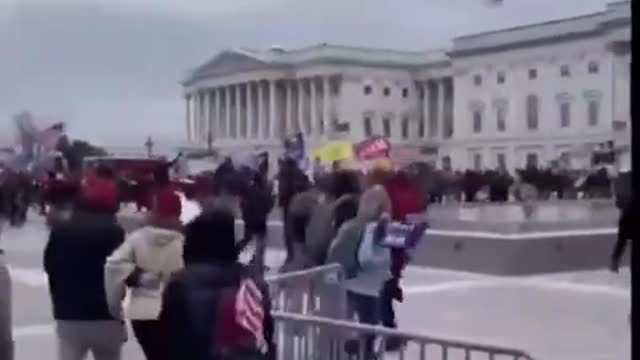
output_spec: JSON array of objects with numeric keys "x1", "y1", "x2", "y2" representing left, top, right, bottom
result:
[
  {"x1": 266, "y1": 264, "x2": 535, "y2": 360},
  {"x1": 266, "y1": 264, "x2": 347, "y2": 358},
  {"x1": 271, "y1": 311, "x2": 535, "y2": 360}
]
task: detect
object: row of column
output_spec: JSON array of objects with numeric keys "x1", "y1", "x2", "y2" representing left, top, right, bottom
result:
[
  {"x1": 186, "y1": 76, "x2": 336, "y2": 144},
  {"x1": 417, "y1": 78, "x2": 452, "y2": 139}
]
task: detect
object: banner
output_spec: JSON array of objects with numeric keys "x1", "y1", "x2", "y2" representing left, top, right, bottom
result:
[
  {"x1": 355, "y1": 136, "x2": 391, "y2": 160},
  {"x1": 312, "y1": 141, "x2": 353, "y2": 163}
]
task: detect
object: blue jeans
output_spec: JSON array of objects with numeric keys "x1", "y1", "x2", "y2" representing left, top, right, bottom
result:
[{"x1": 347, "y1": 292, "x2": 379, "y2": 358}]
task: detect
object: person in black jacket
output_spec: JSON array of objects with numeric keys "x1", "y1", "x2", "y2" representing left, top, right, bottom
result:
[
  {"x1": 44, "y1": 182, "x2": 126, "y2": 360},
  {"x1": 237, "y1": 169, "x2": 274, "y2": 273},
  {"x1": 160, "y1": 209, "x2": 275, "y2": 360},
  {"x1": 277, "y1": 158, "x2": 310, "y2": 265}
]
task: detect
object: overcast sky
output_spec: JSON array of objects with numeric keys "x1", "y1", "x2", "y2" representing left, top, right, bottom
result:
[{"x1": 0, "y1": 0, "x2": 616, "y2": 147}]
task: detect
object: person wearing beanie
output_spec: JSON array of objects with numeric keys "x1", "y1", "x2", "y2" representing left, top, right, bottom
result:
[
  {"x1": 104, "y1": 185, "x2": 184, "y2": 360},
  {"x1": 44, "y1": 180, "x2": 126, "y2": 360},
  {"x1": 159, "y1": 210, "x2": 275, "y2": 360}
]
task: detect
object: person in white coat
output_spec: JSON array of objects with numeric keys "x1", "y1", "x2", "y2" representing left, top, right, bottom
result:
[{"x1": 105, "y1": 192, "x2": 184, "y2": 360}]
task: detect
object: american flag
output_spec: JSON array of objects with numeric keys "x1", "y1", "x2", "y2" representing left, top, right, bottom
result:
[{"x1": 234, "y1": 279, "x2": 268, "y2": 354}]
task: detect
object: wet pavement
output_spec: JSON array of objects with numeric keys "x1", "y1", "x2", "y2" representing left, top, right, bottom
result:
[{"x1": 4, "y1": 212, "x2": 630, "y2": 360}]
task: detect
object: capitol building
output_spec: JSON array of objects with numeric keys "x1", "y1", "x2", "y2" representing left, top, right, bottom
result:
[{"x1": 182, "y1": 1, "x2": 630, "y2": 172}]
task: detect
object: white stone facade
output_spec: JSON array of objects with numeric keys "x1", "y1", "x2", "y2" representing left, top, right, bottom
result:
[{"x1": 183, "y1": 1, "x2": 630, "y2": 172}]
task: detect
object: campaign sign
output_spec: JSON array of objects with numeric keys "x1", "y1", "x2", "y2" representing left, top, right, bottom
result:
[{"x1": 373, "y1": 219, "x2": 428, "y2": 250}]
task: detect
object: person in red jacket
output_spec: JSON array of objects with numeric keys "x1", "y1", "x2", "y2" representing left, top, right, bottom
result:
[{"x1": 381, "y1": 170, "x2": 426, "y2": 350}]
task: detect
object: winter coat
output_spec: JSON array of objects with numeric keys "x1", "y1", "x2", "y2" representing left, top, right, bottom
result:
[
  {"x1": 105, "y1": 226, "x2": 184, "y2": 320},
  {"x1": 45, "y1": 210, "x2": 125, "y2": 321},
  {"x1": 326, "y1": 186, "x2": 391, "y2": 295},
  {"x1": 159, "y1": 261, "x2": 275, "y2": 360},
  {"x1": 305, "y1": 195, "x2": 357, "y2": 266}
]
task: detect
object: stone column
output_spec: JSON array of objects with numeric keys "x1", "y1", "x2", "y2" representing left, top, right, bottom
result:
[
  {"x1": 185, "y1": 94, "x2": 192, "y2": 142},
  {"x1": 192, "y1": 92, "x2": 200, "y2": 143},
  {"x1": 285, "y1": 80, "x2": 293, "y2": 136},
  {"x1": 247, "y1": 82, "x2": 254, "y2": 139},
  {"x1": 421, "y1": 82, "x2": 429, "y2": 139},
  {"x1": 437, "y1": 79, "x2": 445, "y2": 138},
  {"x1": 269, "y1": 80, "x2": 278, "y2": 139},
  {"x1": 225, "y1": 86, "x2": 232, "y2": 139},
  {"x1": 323, "y1": 76, "x2": 331, "y2": 138},
  {"x1": 235, "y1": 84, "x2": 241, "y2": 139},
  {"x1": 297, "y1": 79, "x2": 305, "y2": 135},
  {"x1": 202, "y1": 89, "x2": 211, "y2": 143},
  {"x1": 210, "y1": 89, "x2": 218, "y2": 141},
  {"x1": 257, "y1": 81, "x2": 265, "y2": 139},
  {"x1": 215, "y1": 88, "x2": 222, "y2": 139},
  {"x1": 310, "y1": 78, "x2": 318, "y2": 137}
]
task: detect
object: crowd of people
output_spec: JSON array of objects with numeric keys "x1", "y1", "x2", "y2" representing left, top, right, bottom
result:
[{"x1": 0, "y1": 153, "x2": 632, "y2": 360}]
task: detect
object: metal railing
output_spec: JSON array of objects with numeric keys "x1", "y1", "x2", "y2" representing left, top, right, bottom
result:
[
  {"x1": 271, "y1": 311, "x2": 535, "y2": 360},
  {"x1": 266, "y1": 263, "x2": 535, "y2": 360},
  {"x1": 266, "y1": 263, "x2": 346, "y2": 318}
]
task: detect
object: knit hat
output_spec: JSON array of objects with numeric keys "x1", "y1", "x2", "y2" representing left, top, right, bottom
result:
[
  {"x1": 183, "y1": 209, "x2": 237, "y2": 264},
  {"x1": 81, "y1": 177, "x2": 118, "y2": 213},
  {"x1": 152, "y1": 187, "x2": 182, "y2": 219}
]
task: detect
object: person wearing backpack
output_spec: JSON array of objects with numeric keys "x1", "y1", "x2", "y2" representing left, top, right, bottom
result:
[
  {"x1": 104, "y1": 185, "x2": 184, "y2": 360},
  {"x1": 326, "y1": 184, "x2": 391, "y2": 358},
  {"x1": 160, "y1": 210, "x2": 275, "y2": 360}
]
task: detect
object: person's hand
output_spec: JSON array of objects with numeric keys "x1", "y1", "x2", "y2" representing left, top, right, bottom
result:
[{"x1": 139, "y1": 272, "x2": 162, "y2": 289}]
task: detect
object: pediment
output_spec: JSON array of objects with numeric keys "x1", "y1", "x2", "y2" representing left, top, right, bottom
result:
[{"x1": 189, "y1": 51, "x2": 270, "y2": 80}]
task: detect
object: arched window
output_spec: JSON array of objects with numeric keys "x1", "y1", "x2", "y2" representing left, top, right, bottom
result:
[{"x1": 526, "y1": 94, "x2": 539, "y2": 130}]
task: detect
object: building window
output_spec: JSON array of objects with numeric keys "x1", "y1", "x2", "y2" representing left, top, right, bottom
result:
[
  {"x1": 473, "y1": 74, "x2": 482, "y2": 86},
  {"x1": 528, "y1": 69, "x2": 538, "y2": 80},
  {"x1": 363, "y1": 116, "x2": 373, "y2": 137},
  {"x1": 472, "y1": 110, "x2": 482, "y2": 133},
  {"x1": 382, "y1": 117, "x2": 391, "y2": 137},
  {"x1": 496, "y1": 107, "x2": 506, "y2": 132},
  {"x1": 526, "y1": 153, "x2": 538, "y2": 169},
  {"x1": 473, "y1": 153, "x2": 483, "y2": 170},
  {"x1": 588, "y1": 61, "x2": 599, "y2": 74},
  {"x1": 560, "y1": 102, "x2": 571, "y2": 128},
  {"x1": 401, "y1": 117, "x2": 409, "y2": 139},
  {"x1": 418, "y1": 118, "x2": 425, "y2": 138},
  {"x1": 402, "y1": 88, "x2": 409, "y2": 98},
  {"x1": 442, "y1": 156, "x2": 451, "y2": 171},
  {"x1": 418, "y1": 87, "x2": 425, "y2": 100},
  {"x1": 560, "y1": 64, "x2": 571, "y2": 77},
  {"x1": 588, "y1": 100, "x2": 600, "y2": 126},
  {"x1": 496, "y1": 153, "x2": 506, "y2": 170},
  {"x1": 383, "y1": 87, "x2": 391, "y2": 97},
  {"x1": 364, "y1": 85, "x2": 372, "y2": 95},
  {"x1": 497, "y1": 71, "x2": 506, "y2": 84},
  {"x1": 526, "y1": 94, "x2": 539, "y2": 130}
]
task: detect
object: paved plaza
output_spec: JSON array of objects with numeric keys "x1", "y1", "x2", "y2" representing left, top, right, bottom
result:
[{"x1": 4, "y1": 213, "x2": 630, "y2": 360}]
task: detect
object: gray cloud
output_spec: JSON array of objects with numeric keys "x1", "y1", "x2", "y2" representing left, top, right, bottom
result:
[{"x1": 0, "y1": 0, "x2": 612, "y2": 147}]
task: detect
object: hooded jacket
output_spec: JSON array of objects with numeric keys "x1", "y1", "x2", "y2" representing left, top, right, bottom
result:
[
  {"x1": 326, "y1": 185, "x2": 391, "y2": 295},
  {"x1": 105, "y1": 226, "x2": 184, "y2": 320}
]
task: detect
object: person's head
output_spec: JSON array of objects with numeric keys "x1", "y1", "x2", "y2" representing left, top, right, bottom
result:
[
  {"x1": 357, "y1": 185, "x2": 390, "y2": 221},
  {"x1": 147, "y1": 189, "x2": 182, "y2": 230},
  {"x1": 77, "y1": 178, "x2": 119, "y2": 214},
  {"x1": 330, "y1": 170, "x2": 360, "y2": 199},
  {"x1": 183, "y1": 209, "x2": 237, "y2": 264}
]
